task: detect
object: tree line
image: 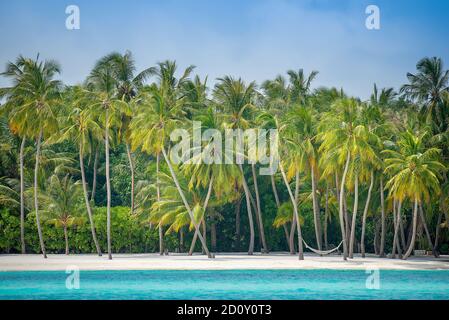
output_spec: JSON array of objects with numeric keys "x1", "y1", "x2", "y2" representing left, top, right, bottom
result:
[{"x1": 0, "y1": 52, "x2": 448, "y2": 260}]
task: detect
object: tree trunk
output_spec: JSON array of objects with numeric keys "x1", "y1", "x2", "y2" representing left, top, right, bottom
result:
[
  {"x1": 79, "y1": 142, "x2": 102, "y2": 256},
  {"x1": 125, "y1": 143, "x2": 135, "y2": 214},
  {"x1": 201, "y1": 219, "x2": 207, "y2": 254},
  {"x1": 105, "y1": 109, "x2": 112, "y2": 260},
  {"x1": 211, "y1": 220, "x2": 217, "y2": 251},
  {"x1": 403, "y1": 199, "x2": 419, "y2": 259},
  {"x1": 289, "y1": 169, "x2": 300, "y2": 254},
  {"x1": 34, "y1": 129, "x2": 46, "y2": 258},
  {"x1": 392, "y1": 200, "x2": 403, "y2": 258},
  {"x1": 324, "y1": 184, "x2": 329, "y2": 250},
  {"x1": 63, "y1": 224, "x2": 69, "y2": 255},
  {"x1": 433, "y1": 211, "x2": 443, "y2": 257},
  {"x1": 419, "y1": 204, "x2": 437, "y2": 257},
  {"x1": 361, "y1": 171, "x2": 374, "y2": 258},
  {"x1": 251, "y1": 164, "x2": 268, "y2": 253},
  {"x1": 271, "y1": 174, "x2": 291, "y2": 251},
  {"x1": 19, "y1": 136, "x2": 26, "y2": 254},
  {"x1": 379, "y1": 176, "x2": 386, "y2": 257},
  {"x1": 90, "y1": 147, "x2": 99, "y2": 202},
  {"x1": 349, "y1": 174, "x2": 359, "y2": 258},
  {"x1": 311, "y1": 167, "x2": 322, "y2": 250},
  {"x1": 239, "y1": 164, "x2": 255, "y2": 255},
  {"x1": 338, "y1": 150, "x2": 351, "y2": 260},
  {"x1": 156, "y1": 152, "x2": 164, "y2": 255},
  {"x1": 234, "y1": 198, "x2": 241, "y2": 251},
  {"x1": 280, "y1": 163, "x2": 304, "y2": 260},
  {"x1": 189, "y1": 176, "x2": 214, "y2": 255},
  {"x1": 162, "y1": 148, "x2": 212, "y2": 257}
]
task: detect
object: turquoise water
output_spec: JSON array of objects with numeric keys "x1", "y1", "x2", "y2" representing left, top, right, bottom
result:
[{"x1": 1, "y1": 269, "x2": 449, "y2": 300}]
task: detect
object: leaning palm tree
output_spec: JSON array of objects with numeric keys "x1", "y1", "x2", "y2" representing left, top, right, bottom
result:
[
  {"x1": 131, "y1": 60, "x2": 212, "y2": 257},
  {"x1": 1, "y1": 55, "x2": 62, "y2": 258},
  {"x1": 384, "y1": 130, "x2": 445, "y2": 259},
  {"x1": 40, "y1": 174, "x2": 84, "y2": 255}
]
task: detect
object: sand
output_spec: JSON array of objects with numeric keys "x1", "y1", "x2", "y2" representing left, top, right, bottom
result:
[{"x1": 0, "y1": 252, "x2": 448, "y2": 271}]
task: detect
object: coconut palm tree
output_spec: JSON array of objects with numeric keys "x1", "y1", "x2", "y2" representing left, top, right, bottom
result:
[
  {"x1": 86, "y1": 56, "x2": 130, "y2": 259},
  {"x1": 384, "y1": 130, "x2": 445, "y2": 259},
  {"x1": 1, "y1": 55, "x2": 62, "y2": 258},
  {"x1": 51, "y1": 86, "x2": 102, "y2": 255},
  {"x1": 213, "y1": 76, "x2": 262, "y2": 254},
  {"x1": 98, "y1": 51, "x2": 152, "y2": 214},
  {"x1": 401, "y1": 57, "x2": 449, "y2": 132},
  {"x1": 130, "y1": 60, "x2": 212, "y2": 257},
  {"x1": 40, "y1": 174, "x2": 84, "y2": 255}
]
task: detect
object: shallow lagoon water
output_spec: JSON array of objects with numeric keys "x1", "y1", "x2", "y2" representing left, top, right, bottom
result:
[{"x1": 1, "y1": 269, "x2": 449, "y2": 300}]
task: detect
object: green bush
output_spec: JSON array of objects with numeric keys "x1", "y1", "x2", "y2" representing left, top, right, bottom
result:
[{"x1": 1, "y1": 206, "x2": 178, "y2": 254}]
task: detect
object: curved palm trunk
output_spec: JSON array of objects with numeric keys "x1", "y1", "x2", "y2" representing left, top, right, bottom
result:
[
  {"x1": 105, "y1": 109, "x2": 112, "y2": 260},
  {"x1": 349, "y1": 175, "x2": 359, "y2": 258},
  {"x1": 338, "y1": 150, "x2": 351, "y2": 260},
  {"x1": 79, "y1": 143, "x2": 102, "y2": 256},
  {"x1": 403, "y1": 199, "x2": 419, "y2": 259},
  {"x1": 289, "y1": 170, "x2": 300, "y2": 254},
  {"x1": 156, "y1": 152, "x2": 164, "y2": 255},
  {"x1": 379, "y1": 176, "x2": 386, "y2": 257},
  {"x1": 19, "y1": 136, "x2": 26, "y2": 254},
  {"x1": 34, "y1": 129, "x2": 46, "y2": 258},
  {"x1": 125, "y1": 143, "x2": 135, "y2": 214},
  {"x1": 239, "y1": 164, "x2": 255, "y2": 255},
  {"x1": 90, "y1": 147, "x2": 99, "y2": 202},
  {"x1": 162, "y1": 148, "x2": 212, "y2": 258},
  {"x1": 63, "y1": 224, "x2": 69, "y2": 255},
  {"x1": 189, "y1": 176, "x2": 214, "y2": 255},
  {"x1": 418, "y1": 204, "x2": 437, "y2": 257},
  {"x1": 251, "y1": 164, "x2": 268, "y2": 253},
  {"x1": 271, "y1": 174, "x2": 291, "y2": 251},
  {"x1": 361, "y1": 171, "x2": 374, "y2": 257},
  {"x1": 311, "y1": 167, "x2": 322, "y2": 250},
  {"x1": 280, "y1": 163, "x2": 304, "y2": 260}
]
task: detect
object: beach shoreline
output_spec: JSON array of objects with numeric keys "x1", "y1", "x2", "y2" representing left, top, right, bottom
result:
[{"x1": 1, "y1": 253, "x2": 448, "y2": 271}]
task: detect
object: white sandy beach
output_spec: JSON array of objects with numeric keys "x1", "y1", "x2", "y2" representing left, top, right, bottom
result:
[{"x1": 0, "y1": 252, "x2": 448, "y2": 271}]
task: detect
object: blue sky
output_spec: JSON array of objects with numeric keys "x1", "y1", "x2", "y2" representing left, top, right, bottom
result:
[{"x1": 1, "y1": 0, "x2": 448, "y2": 99}]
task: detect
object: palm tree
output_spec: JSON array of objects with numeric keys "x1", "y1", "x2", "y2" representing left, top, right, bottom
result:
[
  {"x1": 131, "y1": 60, "x2": 212, "y2": 257},
  {"x1": 98, "y1": 51, "x2": 152, "y2": 214},
  {"x1": 0, "y1": 60, "x2": 28, "y2": 254},
  {"x1": 384, "y1": 130, "x2": 445, "y2": 259},
  {"x1": 53, "y1": 86, "x2": 102, "y2": 255},
  {"x1": 213, "y1": 76, "x2": 261, "y2": 254},
  {"x1": 40, "y1": 174, "x2": 84, "y2": 255},
  {"x1": 1, "y1": 55, "x2": 62, "y2": 258},
  {"x1": 86, "y1": 56, "x2": 130, "y2": 259},
  {"x1": 401, "y1": 57, "x2": 449, "y2": 132}
]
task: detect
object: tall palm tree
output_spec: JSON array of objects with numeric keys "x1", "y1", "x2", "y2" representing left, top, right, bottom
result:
[
  {"x1": 86, "y1": 56, "x2": 130, "y2": 259},
  {"x1": 131, "y1": 60, "x2": 212, "y2": 257},
  {"x1": 98, "y1": 51, "x2": 152, "y2": 214},
  {"x1": 213, "y1": 76, "x2": 261, "y2": 254},
  {"x1": 52, "y1": 86, "x2": 102, "y2": 255},
  {"x1": 2, "y1": 55, "x2": 62, "y2": 258}
]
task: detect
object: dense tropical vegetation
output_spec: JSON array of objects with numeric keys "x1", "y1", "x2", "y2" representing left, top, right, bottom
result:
[{"x1": 1, "y1": 53, "x2": 448, "y2": 261}]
